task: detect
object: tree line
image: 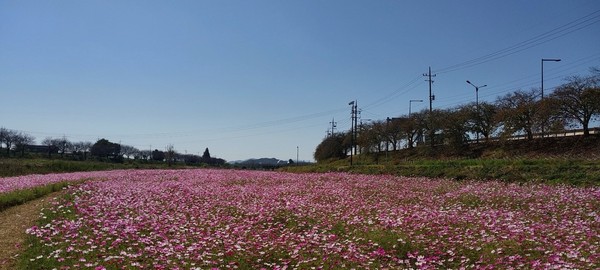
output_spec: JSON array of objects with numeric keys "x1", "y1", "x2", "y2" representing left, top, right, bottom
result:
[
  {"x1": 315, "y1": 69, "x2": 600, "y2": 162},
  {"x1": 0, "y1": 131, "x2": 225, "y2": 166}
]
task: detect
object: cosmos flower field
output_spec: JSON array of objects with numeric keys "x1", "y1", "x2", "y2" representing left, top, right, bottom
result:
[{"x1": 8, "y1": 169, "x2": 599, "y2": 269}]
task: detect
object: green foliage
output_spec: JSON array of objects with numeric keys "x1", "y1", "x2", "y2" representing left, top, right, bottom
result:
[
  {"x1": 0, "y1": 181, "x2": 74, "y2": 211},
  {"x1": 361, "y1": 229, "x2": 417, "y2": 259},
  {"x1": 18, "y1": 193, "x2": 79, "y2": 269},
  {"x1": 283, "y1": 157, "x2": 600, "y2": 186},
  {"x1": 314, "y1": 133, "x2": 347, "y2": 162},
  {"x1": 90, "y1": 138, "x2": 121, "y2": 161}
]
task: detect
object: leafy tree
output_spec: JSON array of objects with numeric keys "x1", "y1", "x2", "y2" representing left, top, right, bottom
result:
[
  {"x1": 202, "y1": 148, "x2": 211, "y2": 159},
  {"x1": 202, "y1": 148, "x2": 211, "y2": 160},
  {"x1": 91, "y1": 139, "x2": 121, "y2": 161},
  {"x1": 152, "y1": 149, "x2": 165, "y2": 161},
  {"x1": 314, "y1": 133, "x2": 347, "y2": 162},
  {"x1": 549, "y1": 73, "x2": 600, "y2": 136},
  {"x1": 183, "y1": 154, "x2": 201, "y2": 165}
]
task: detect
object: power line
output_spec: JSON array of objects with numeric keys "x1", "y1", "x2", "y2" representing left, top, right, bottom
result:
[
  {"x1": 419, "y1": 52, "x2": 600, "y2": 110},
  {"x1": 434, "y1": 9, "x2": 600, "y2": 74},
  {"x1": 363, "y1": 74, "x2": 424, "y2": 109}
]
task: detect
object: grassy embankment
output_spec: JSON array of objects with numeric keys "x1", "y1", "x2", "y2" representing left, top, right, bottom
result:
[
  {"x1": 283, "y1": 136, "x2": 600, "y2": 186},
  {"x1": 284, "y1": 158, "x2": 600, "y2": 186}
]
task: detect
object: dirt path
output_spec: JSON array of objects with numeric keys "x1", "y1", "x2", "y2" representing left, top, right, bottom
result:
[{"x1": 0, "y1": 193, "x2": 59, "y2": 270}]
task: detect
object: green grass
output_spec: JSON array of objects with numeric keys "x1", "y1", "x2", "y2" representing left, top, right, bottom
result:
[
  {"x1": 0, "y1": 181, "x2": 80, "y2": 212},
  {"x1": 18, "y1": 193, "x2": 79, "y2": 270},
  {"x1": 284, "y1": 135, "x2": 600, "y2": 185},
  {"x1": 282, "y1": 157, "x2": 600, "y2": 186}
]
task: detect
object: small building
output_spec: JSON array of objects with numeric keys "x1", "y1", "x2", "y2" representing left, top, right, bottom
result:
[{"x1": 25, "y1": 145, "x2": 58, "y2": 154}]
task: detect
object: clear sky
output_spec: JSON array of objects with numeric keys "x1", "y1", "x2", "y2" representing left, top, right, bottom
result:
[{"x1": 1, "y1": 0, "x2": 599, "y2": 162}]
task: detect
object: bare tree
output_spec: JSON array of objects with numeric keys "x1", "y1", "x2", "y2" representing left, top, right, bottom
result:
[
  {"x1": 53, "y1": 137, "x2": 71, "y2": 158},
  {"x1": 439, "y1": 107, "x2": 471, "y2": 149},
  {"x1": 41, "y1": 137, "x2": 58, "y2": 158},
  {"x1": 357, "y1": 121, "x2": 385, "y2": 157},
  {"x1": 1, "y1": 128, "x2": 18, "y2": 156},
  {"x1": 398, "y1": 113, "x2": 425, "y2": 149},
  {"x1": 550, "y1": 73, "x2": 600, "y2": 136},
  {"x1": 165, "y1": 144, "x2": 176, "y2": 166},
  {"x1": 72, "y1": 141, "x2": 93, "y2": 160},
  {"x1": 120, "y1": 145, "x2": 139, "y2": 160},
  {"x1": 0, "y1": 127, "x2": 8, "y2": 152},
  {"x1": 138, "y1": 150, "x2": 152, "y2": 160},
  {"x1": 14, "y1": 132, "x2": 35, "y2": 156},
  {"x1": 496, "y1": 89, "x2": 543, "y2": 140},
  {"x1": 384, "y1": 118, "x2": 403, "y2": 151},
  {"x1": 463, "y1": 102, "x2": 501, "y2": 142}
]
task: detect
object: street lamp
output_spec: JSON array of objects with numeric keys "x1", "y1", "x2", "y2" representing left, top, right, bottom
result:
[
  {"x1": 409, "y1": 100, "x2": 423, "y2": 117},
  {"x1": 466, "y1": 80, "x2": 487, "y2": 143},
  {"x1": 541, "y1": 58, "x2": 561, "y2": 100}
]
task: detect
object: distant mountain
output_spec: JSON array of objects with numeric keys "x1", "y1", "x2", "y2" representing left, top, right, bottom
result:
[{"x1": 228, "y1": 158, "x2": 288, "y2": 166}]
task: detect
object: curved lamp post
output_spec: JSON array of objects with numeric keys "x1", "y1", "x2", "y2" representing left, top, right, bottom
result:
[{"x1": 466, "y1": 80, "x2": 487, "y2": 143}]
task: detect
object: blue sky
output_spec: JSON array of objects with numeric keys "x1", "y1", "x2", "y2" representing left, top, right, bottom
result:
[{"x1": 1, "y1": 0, "x2": 599, "y2": 161}]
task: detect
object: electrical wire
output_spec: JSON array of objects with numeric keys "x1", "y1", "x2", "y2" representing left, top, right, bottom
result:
[{"x1": 434, "y1": 9, "x2": 600, "y2": 74}]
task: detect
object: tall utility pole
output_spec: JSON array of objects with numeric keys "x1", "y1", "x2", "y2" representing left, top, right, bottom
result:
[
  {"x1": 329, "y1": 118, "x2": 337, "y2": 136},
  {"x1": 349, "y1": 100, "x2": 357, "y2": 166},
  {"x1": 355, "y1": 104, "x2": 359, "y2": 155},
  {"x1": 423, "y1": 67, "x2": 436, "y2": 147},
  {"x1": 423, "y1": 67, "x2": 436, "y2": 113}
]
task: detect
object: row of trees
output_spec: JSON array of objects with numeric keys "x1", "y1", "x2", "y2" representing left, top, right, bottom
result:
[
  {"x1": 0, "y1": 128, "x2": 35, "y2": 157},
  {"x1": 315, "y1": 69, "x2": 600, "y2": 161},
  {"x1": 0, "y1": 130, "x2": 225, "y2": 166}
]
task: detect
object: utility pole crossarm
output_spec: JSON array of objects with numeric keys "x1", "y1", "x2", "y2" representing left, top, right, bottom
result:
[{"x1": 423, "y1": 67, "x2": 436, "y2": 113}]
